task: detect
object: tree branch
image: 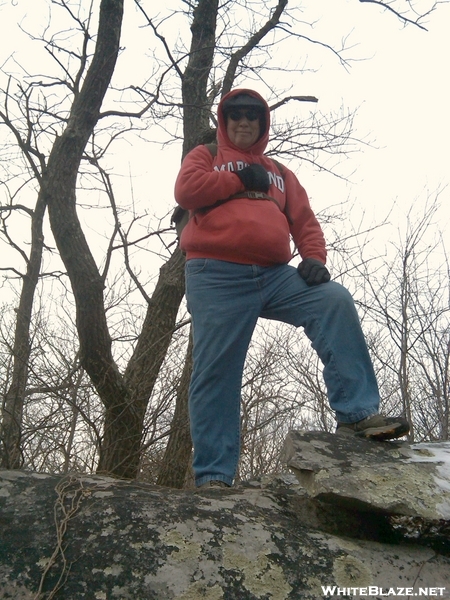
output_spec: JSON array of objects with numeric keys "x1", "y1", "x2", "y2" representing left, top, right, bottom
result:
[
  {"x1": 222, "y1": 0, "x2": 288, "y2": 96},
  {"x1": 269, "y1": 95, "x2": 318, "y2": 111},
  {"x1": 359, "y1": 0, "x2": 438, "y2": 31}
]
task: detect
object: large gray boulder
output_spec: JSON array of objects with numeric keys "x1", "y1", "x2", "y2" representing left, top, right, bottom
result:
[
  {"x1": 283, "y1": 431, "x2": 450, "y2": 520},
  {"x1": 1, "y1": 432, "x2": 449, "y2": 599}
]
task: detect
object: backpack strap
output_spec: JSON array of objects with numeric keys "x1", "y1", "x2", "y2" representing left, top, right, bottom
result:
[
  {"x1": 171, "y1": 204, "x2": 190, "y2": 241},
  {"x1": 270, "y1": 158, "x2": 286, "y2": 178},
  {"x1": 204, "y1": 143, "x2": 218, "y2": 157}
]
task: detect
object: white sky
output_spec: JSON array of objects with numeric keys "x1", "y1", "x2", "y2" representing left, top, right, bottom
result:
[
  {"x1": 132, "y1": 0, "x2": 450, "y2": 253},
  {"x1": 0, "y1": 0, "x2": 449, "y2": 281},
  {"x1": 297, "y1": 0, "x2": 450, "y2": 221}
]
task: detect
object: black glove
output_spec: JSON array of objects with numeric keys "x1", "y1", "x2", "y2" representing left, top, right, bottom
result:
[
  {"x1": 297, "y1": 258, "x2": 330, "y2": 286},
  {"x1": 236, "y1": 164, "x2": 270, "y2": 193}
]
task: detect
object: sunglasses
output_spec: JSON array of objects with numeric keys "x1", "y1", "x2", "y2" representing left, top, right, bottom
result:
[{"x1": 227, "y1": 109, "x2": 261, "y2": 122}]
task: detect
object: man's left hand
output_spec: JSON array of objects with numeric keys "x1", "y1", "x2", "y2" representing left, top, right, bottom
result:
[{"x1": 297, "y1": 258, "x2": 330, "y2": 286}]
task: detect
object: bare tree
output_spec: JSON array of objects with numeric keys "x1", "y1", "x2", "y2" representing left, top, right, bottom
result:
[
  {"x1": 0, "y1": 105, "x2": 47, "y2": 468},
  {"x1": 345, "y1": 195, "x2": 449, "y2": 441},
  {"x1": 0, "y1": 292, "x2": 102, "y2": 473},
  {"x1": 1, "y1": 0, "x2": 445, "y2": 482}
]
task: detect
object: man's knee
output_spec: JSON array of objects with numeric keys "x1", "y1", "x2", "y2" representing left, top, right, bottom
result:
[{"x1": 321, "y1": 280, "x2": 355, "y2": 306}]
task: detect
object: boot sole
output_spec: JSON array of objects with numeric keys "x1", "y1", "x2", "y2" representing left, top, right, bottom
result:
[{"x1": 355, "y1": 423, "x2": 410, "y2": 441}]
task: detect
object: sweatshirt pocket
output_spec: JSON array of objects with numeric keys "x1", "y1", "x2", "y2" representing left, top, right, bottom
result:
[{"x1": 189, "y1": 199, "x2": 292, "y2": 263}]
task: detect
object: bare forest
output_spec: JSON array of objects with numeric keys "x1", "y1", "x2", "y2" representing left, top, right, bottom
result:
[{"x1": 0, "y1": 0, "x2": 448, "y2": 487}]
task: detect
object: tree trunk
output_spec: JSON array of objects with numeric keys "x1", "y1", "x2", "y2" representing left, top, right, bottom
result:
[
  {"x1": 0, "y1": 195, "x2": 46, "y2": 468},
  {"x1": 154, "y1": 0, "x2": 218, "y2": 484},
  {"x1": 157, "y1": 331, "x2": 193, "y2": 488},
  {"x1": 100, "y1": 247, "x2": 186, "y2": 476},
  {"x1": 182, "y1": 0, "x2": 220, "y2": 157},
  {"x1": 44, "y1": 0, "x2": 137, "y2": 477}
]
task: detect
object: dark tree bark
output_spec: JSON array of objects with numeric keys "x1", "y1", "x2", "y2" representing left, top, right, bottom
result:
[
  {"x1": 181, "y1": 0, "x2": 220, "y2": 158},
  {"x1": 0, "y1": 195, "x2": 46, "y2": 468},
  {"x1": 115, "y1": 248, "x2": 187, "y2": 476},
  {"x1": 43, "y1": 0, "x2": 137, "y2": 477},
  {"x1": 157, "y1": 332, "x2": 193, "y2": 488}
]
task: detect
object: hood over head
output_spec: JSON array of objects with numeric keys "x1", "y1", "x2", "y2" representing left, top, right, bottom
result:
[{"x1": 217, "y1": 89, "x2": 270, "y2": 155}]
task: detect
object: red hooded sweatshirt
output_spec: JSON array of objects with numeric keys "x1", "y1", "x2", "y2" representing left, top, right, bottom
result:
[{"x1": 174, "y1": 88, "x2": 327, "y2": 266}]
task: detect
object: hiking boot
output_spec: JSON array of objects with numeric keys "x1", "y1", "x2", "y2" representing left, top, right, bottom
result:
[
  {"x1": 197, "y1": 480, "x2": 231, "y2": 490},
  {"x1": 336, "y1": 413, "x2": 410, "y2": 441}
]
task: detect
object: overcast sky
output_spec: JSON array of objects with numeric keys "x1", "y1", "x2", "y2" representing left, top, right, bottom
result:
[
  {"x1": 298, "y1": 0, "x2": 450, "y2": 224},
  {"x1": 0, "y1": 0, "x2": 449, "y2": 274}
]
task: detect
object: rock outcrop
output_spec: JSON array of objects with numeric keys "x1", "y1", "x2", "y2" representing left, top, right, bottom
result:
[
  {"x1": 283, "y1": 431, "x2": 450, "y2": 553},
  {"x1": 1, "y1": 432, "x2": 449, "y2": 599}
]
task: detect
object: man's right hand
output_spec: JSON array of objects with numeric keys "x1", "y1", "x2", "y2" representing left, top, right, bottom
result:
[{"x1": 236, "y1": 164, "x2": 270, "y2": 193}]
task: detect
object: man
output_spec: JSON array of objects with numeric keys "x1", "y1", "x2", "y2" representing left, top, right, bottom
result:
[{"x1": 175, "y1": 88, "x2": 409, "y2": 489}]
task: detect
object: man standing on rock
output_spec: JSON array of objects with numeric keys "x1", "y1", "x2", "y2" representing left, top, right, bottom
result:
[{"x1": 174, "y1": 88, "x2": 410, "y2": 489}]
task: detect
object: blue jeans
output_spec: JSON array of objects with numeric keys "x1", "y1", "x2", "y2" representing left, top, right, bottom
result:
[{"x1": 185, "y1": 259, "x2": 379, "y2": 487}]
